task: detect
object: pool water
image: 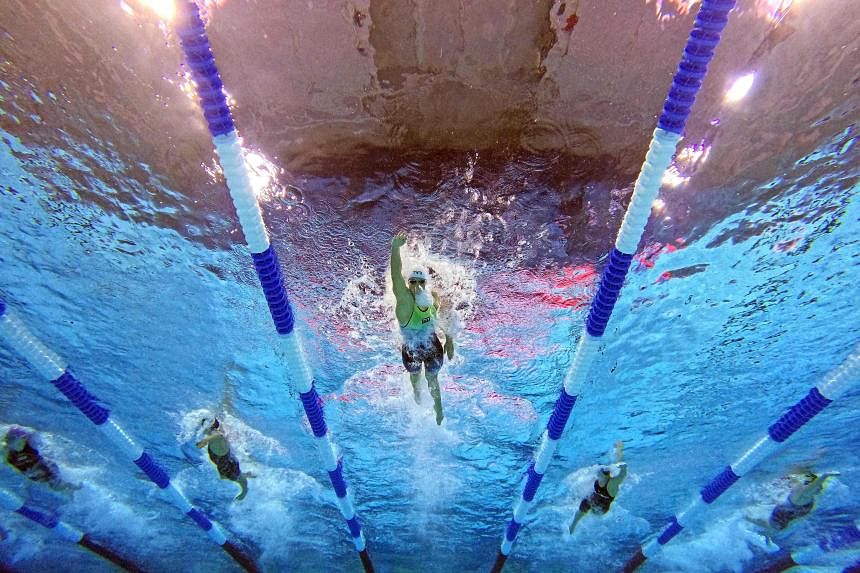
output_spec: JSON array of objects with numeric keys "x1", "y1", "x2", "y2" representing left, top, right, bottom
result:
[{"x1": 0, "y1": 1, "x2": 858, "y2": 572}]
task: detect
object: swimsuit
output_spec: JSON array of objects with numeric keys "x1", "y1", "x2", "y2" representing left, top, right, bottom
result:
[
  {"x1": 401, "y1": 335, "x2": 444, "y2": 373},
  {"x1": 580, "y1": 479, "x2": 614, "y2": 515},
  {"x1": 400, "y1": 303, "x2": 444, "y2": 373},
  {"x1": 208, "y1": 446, "x2": 241, "y2": 481},
  {"x1": 6, "y1": 443, "x2": 59, "y2": 484},
  {"x1": 769, "y1": 498, "x2": 814, "y2": 530},
  {"x1": 402, "y1": 302, "x2": 437, "y2": 330}
]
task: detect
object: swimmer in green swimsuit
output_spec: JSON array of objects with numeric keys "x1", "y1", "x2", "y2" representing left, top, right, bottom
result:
[
  {"x1": 391, "y1": 232, "x2": 455, "y2": 425},
  {"x1": 196, "y1": 418, "x2": 254, "y2": 501}
]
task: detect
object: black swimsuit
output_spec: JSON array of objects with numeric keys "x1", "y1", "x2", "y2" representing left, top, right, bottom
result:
[
  {"x1": 208, "y1": 447, "x2": 241, "y2": 481},
  {"x1": 769, "y1": 498, "x2": 814, "y2": 530},
  {"x1": 401, "y1": 335, "x2": 444, "y2": 373},
  {"x1": 580, "y1": 480, "x2": 614, "y2": 515},
  {"x1": 7, "y1": 443, "x2": 58, "y2": 483}
]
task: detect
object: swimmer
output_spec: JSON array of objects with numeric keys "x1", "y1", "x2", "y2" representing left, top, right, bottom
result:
[
  {"x1": 390, "y1": 232, "x2": 456, "y2": 425},
  {"x1": 751, "y1": 470, "x2": 838, "y2": 533},
  {"x1": 3, "y1": 427, "x2": 79, "y2": 492},
  {"x1": 196, "y1": 418, "x2": 255, "y2": 501},
  {"x1": 569, "y1": 441, "x2": 628, "y2": 534}
]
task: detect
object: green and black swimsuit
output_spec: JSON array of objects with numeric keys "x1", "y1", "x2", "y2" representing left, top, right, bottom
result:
[
  {"x1": 208, "y1": 444, "x2": 241, "y2": 481},
  {"x1": 400, "y1": 303, "x2": 444, "y2": 373},
  {"x1": 769, "y1": 497, "x2": 814, "y2": 530}
]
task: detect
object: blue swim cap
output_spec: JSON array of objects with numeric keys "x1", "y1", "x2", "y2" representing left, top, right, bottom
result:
[
  {"x1": 5, "y1": 427, "x2": 28, "y2": 441},
  {"x1": 5, "y1": 427, "x2": 29, "y2": 450}
]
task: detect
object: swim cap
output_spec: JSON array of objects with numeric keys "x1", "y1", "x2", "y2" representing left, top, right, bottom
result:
[
  {"x1": 607, "y1": 462, "x2": 626, "y2": 478},
  {"x1": 408, "y1": 269, "x2": 428, "y2": 282},
  {"x1": 5, "y1": 427, "x2": 28, "y2": 442},
  {"x1": 4, "y1": 427, "x2": 28, "y2": 450}
]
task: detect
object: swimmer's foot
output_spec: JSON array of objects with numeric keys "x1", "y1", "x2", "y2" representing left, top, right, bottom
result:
[
  {"x1": 746, "y1": 517, "x2": 771, "y2": 530},
  {"x1": 234, "y1": 477, "x2": 249, "y2": 501},
  {"x1": 53, "y1": 481, "x2": 81, "y2": 494}
]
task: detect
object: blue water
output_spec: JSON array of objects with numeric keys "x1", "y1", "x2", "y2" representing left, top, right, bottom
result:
[{"x1": 1, "y1": 1, "x2": 859, "y2": 572}]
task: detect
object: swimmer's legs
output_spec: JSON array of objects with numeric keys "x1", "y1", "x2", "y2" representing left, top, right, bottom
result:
[
  {"x1": 49, "y1": 477, "x2": 81, "y2": 493},
  {"x1": 569, "y1": 508, "x2": 588, "y2": 534},
  {"x1": 234, "y1": 474, "x2": 250, "y2": 501},
  {"x1": 746, "y1": 516, "x2": 774, "y2": 532},
  {"x1": 409, "y1": 370, "x2": 423, "y2": 403},
  {"x1": 426, "y1": 370, "x2": 444, "y2": 425}
]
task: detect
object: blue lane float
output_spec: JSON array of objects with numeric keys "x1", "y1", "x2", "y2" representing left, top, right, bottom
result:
[
  {"x1": 490, "y1": 2, "x2": 737, "y2": 570},
  {"x1": 0, "y1": 301, "x2": 257, "y2": 573},
  {"x1": 0, "y1": 489, "x2": 146, "y2": 573},
  {"x1": 623, "y1": 345, "x2": 860, "y2": 572},
  {"x1": 173, "y1": 3, "x2": 373, "y2": 570}
]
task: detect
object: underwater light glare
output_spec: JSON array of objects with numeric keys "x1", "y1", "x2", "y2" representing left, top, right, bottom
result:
[
  {"x1": 138, "y1": 0, "x2": 175, "y2": 21},
  {"x1": 244, "y1": 150, "x2": 284, "y2": 200},
  {"x1": 661, "y1": 166, "x2": 690, "y2": 188},
  {"x1": 765, "y1": 0, "x2": 794, "y2": 23},
  {"x1": 725, "y1": 73, "x2": 756, "y2": 103}
]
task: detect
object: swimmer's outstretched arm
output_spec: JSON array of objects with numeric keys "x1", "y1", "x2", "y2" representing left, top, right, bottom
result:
[
  {"x1": 617, "y1": 463, "x2": 628, "y2": 481},
  {"x1": 195, "y1": 435, "x2": 215, "y2": 449},
  {"x1": 391, "y1": 233, "x2": 413, "y2": 325},
  {"x1": 390, "y1": 233, "x2": 408, "y2": 294},
  {"x1": 612, "y1": 441, "x2": 628, "y2": 482},
  {"x1": 443, "y1": 330, "x2": 455, "y2": 359},
  {"x1": 432, "y1": 291, "x2": 456, "y2": 359}
]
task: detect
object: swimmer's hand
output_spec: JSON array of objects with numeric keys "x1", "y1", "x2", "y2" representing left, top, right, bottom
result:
[
  {"x1": 392, "y1": 232, "x2": 407, "y2": 249},
  {"x1": 444, "y1": 337, "x2": 455, "y2": 360}
]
